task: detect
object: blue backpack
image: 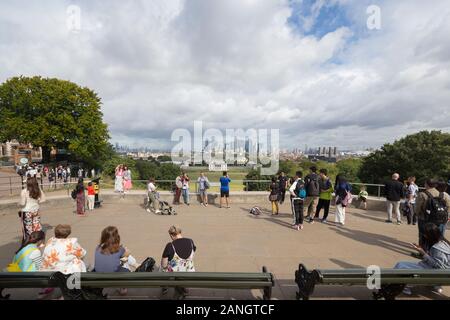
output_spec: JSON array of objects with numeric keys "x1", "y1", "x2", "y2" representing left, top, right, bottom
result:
[{"x1": 295, "y1": 179, "x2": 307, "y2": 199}]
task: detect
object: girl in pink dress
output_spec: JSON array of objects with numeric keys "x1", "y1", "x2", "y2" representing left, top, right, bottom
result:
[{"x1": 123, "y1": 166, "x2": 132, "y2": 193}]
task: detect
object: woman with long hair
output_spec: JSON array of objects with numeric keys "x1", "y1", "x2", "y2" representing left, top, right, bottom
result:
[
  {"x1": 95, "y1": 226, "x2": 132, "y2": 272},
  {"x1": 393, "y1": 223, "x2": 450, "y2": 295},
  {"x1": 75, "y1": 178, "x2": 86, "y2": 216},
  {"x1": 95, "y1": 226, "x2": 134, "y2": 295},
  {"x1": 334, "y1": 174, "x2": 352, "y2": 226},
  {"x1": 114, "y1": 164, "x2": 124, "y2": 195},
  {"x1": 269, "y1": 176, "x2": 280, "y2": 215},
  {"x1": 19, "y1": 177, "x2": 46, "y2": 245},
  {"x1": 8, "y1": 231, "x2": 46, "y2": 272}
]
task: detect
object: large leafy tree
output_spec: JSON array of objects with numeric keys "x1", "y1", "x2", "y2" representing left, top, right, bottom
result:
[
  {"x1": 0, "y1": 76, "x2": 111, "y2": 167},
  {"x1": 358, "y1": 131, "x2": 450, "y2": 185}
]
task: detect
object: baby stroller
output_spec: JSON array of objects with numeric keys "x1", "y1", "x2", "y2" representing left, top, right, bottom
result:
[
  {"x1": 146, "y1": 192, "x2": 177, "y2": 215},
  {"x1": 158, "y1": 199, "x2": 177, "y2": 215}
]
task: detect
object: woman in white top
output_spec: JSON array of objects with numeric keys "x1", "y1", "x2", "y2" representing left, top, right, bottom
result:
[
  {"x1": 146, "y1": 178, "x2": 161, "y2": 214},
  {"x1": 19, "y1": 177, "x2": 46, "y2": 245}
]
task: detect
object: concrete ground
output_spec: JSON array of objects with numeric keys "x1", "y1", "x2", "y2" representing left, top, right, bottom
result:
[{"x1": 0, "y1": 195, "x2": 449, "y2": 300}]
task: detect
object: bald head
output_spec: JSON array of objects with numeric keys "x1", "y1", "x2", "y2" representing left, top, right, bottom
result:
[{"x1": 392, "y1": 173, "x2": 399, "y2": 180}]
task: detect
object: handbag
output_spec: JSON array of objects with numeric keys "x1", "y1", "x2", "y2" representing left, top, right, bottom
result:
[{"x1": 269, "y1": 194, "x2": 279, "y2": 201}]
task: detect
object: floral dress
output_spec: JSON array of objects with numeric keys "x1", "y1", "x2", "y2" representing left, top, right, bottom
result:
[
  {"x1": 115, "y1": 169, "x2": 124, "y2": 192},
  {"x1": 41, "y1": 237, "x2": 87, "y2": 274},
  {"x1": 166, "y1": 242, "x2": 195, "y2": 272}
]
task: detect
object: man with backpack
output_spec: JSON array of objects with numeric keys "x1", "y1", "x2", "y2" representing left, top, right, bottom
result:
[
  {"x1": 415, "y1": 179, "x2": 450, "y2": 249},
  {"x1": 304, "y1": 166, "x2": 320, "y2": 224},
  {"x1": 289, "y1": 171, "x2": 306, "y2": 231}
]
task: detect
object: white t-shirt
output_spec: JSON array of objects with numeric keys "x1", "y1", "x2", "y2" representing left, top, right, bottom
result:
[
  {"x1": 148, "y1": 182, "x2": 157, "y2": 192},
  {"x1": 408, "y1": 184, "x2": 419, "y2": 204},
  {"x1": 20, "y1": 189, "x2": 46, "y2": 212}
]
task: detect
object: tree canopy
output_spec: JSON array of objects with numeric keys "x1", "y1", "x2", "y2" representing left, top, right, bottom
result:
[
  {"x1": 358, "y1": 130, "x2": 450, "y2": 185},
  {"x1": 0, "y1": 76, "x2": 111, "y2": 167}
]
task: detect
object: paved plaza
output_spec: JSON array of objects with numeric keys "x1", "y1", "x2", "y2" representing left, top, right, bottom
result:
[{"x1": 0, "y1": 194, "x2": 449, "y2": 300}]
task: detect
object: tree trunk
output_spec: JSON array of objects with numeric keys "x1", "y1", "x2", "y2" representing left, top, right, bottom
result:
[{"x1": 42, "y1": 146, "x2": 51, "y2": 164}]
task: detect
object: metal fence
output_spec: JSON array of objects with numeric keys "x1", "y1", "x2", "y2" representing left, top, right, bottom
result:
[{"x1": 0, "y1": 176, "x2": 422, "y2": 198}]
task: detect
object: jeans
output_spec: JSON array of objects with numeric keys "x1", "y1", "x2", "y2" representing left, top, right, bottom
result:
[
  {"x1": 291, "y1": 197, "x2": 304, "y2": 225},
  {"x1": 315, "y1": 199, "x2": 330, "y2": 220},
  {"x1": 387, "y1": 200, "x2": 401, "y2": 221},
  {"x1": 182, "y1": 188, "x2": 190, "y2": 204},
  {"x1": 406, "y1": 203, "x2": 417, "y2": 224},
  {"x1": 394, "y1": 261, "x2": 425, "y2": 269},
  {"x1": 439, "y1": 223, "x2": 447, "y2": 237}
]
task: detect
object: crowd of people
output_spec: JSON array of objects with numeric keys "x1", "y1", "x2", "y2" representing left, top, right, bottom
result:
[
  {"x1": 269, "y1": 166, "x2": 354, "y2": 230},
  {"x1": 146, "y1": 171, "x2": 231, "y2": 214},
  {"x1": 7, "y1": 224, "x2": 195, "y2": 299},
  {"x1": 9, "y1": 164, "x2": 449, "y2": 298},
  {"x1": 16, "y1": 163, "x2": 97, "y2": 189}
]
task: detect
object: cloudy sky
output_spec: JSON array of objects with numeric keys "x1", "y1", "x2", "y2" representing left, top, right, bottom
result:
[{"x1": 0, "y1": 0, "x2": 449, "y2": 151}]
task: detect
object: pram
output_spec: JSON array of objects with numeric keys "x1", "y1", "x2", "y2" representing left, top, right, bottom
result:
[{"x1": 146, "y1": 192, "x2": 177, "y2": 215}]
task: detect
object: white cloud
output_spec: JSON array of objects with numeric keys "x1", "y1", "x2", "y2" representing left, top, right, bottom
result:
[{"x1": 0, "y1": 0, "x2": 449, "y2": 151}]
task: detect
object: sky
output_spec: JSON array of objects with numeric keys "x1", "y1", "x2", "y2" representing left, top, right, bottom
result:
[{"x1": 0, "y1": 0, "x2": 449, "y2": 151}]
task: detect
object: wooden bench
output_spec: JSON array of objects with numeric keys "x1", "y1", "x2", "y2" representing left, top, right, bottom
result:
[
  {"x1": 0, "y1": 267, "x2": 274, "y2": 300},
  {"x1": 295, "y1": 264, "x2": 450, "y2": 300}
]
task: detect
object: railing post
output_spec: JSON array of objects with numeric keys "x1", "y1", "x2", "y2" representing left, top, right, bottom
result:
[
  {"x1": 377, "y1": 186, "x2": 381, "y2": 198},
  {"x1": 9, "y1": 177, "x2": 12, "y2": 195}
]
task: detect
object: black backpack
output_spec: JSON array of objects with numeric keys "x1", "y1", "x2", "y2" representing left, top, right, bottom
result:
[
  {"x1": 71, "y1": 189, "x2": 77, "y2": 199},
  {"x1": 135, "y1": 257, "x2": 156, "y2": 272},
  {"x1": 305, "y1": 174, "x2": 320, "y2": 196},
  {"x1": 424, "y1": 191, "x2": 448, "y2": 225}
]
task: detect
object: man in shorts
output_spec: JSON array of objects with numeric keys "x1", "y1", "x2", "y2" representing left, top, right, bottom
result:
[{"x1": 219, "y1": 171, "x2": 231, "y2": 208}]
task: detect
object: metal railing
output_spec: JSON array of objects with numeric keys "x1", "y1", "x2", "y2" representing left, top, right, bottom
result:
[{"x1": 0, "y1": 176, "x2": 423, "y2": 198}]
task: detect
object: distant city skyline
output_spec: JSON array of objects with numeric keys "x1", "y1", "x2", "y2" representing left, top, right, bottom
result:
[{"x1": 2, "y1": 1, "x2": 449, "y2": 149}]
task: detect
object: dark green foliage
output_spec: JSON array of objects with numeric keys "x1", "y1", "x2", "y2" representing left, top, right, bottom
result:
[
  {"x1": 0, "y1": 76, "x2": 111, "y2": 168},
  {"x1": 358, "y1": 131, "x2": 450, "y2": 186}
]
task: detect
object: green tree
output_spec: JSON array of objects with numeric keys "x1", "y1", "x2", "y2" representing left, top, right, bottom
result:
[
  {"x1": 244, "y1": 169, "x2": 272, "y2": 191},
  {"x1": 0, "y1": 76, "x2": 111, "y2": 167},
  {"x1": 157, "y1": 155, "x2": 172, "y2": 162},
  {"x1": 358, "y1": 131, "x2": 450, "y2": 185},
  {"x1": 336, "y1": 158, "x2": 362, "y2": 183},
  {"x1": 102, "y1": 156, "x2": 137, "y2": 178}
]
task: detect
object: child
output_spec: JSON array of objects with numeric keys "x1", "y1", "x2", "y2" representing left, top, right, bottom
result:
[
  {"x1": 87, "y1": 182, "x2": 96, "y2": 211},
  {"x1": 358, "y1": 186, "x2": 368, "y2": 210}
]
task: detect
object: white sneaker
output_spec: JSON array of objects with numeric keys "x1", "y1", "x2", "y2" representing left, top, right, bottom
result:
[
  {"x1": 433, "y1": 286, "x2": 443, "y2": 294},
  {"x1": 402, "y1": 287, "x2": 412, "y2": 295},
  {"x1": 146, "y1": 208, "x2": 151, "y2": 213},
  {"x1": 155, "y1": 210, "x2": 161, "y2": 214}
]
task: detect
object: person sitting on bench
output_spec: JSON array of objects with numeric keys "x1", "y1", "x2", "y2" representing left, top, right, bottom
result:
[{"x1": 394, "y1": 222, "x2": 450, "y2": 294}]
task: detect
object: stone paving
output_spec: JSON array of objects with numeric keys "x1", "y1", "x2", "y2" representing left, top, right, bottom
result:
[{"x1": 0, "y1": 195, "x2": 449, "y2": 300}]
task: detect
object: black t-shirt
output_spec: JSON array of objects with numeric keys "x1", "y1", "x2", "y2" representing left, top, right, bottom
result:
[
  {"x1": 162, "y1": 238, "x2": 196, "y2": 261},
  {"x1": 278, "y1": 176, "x2": 288, "y2": 190}
]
